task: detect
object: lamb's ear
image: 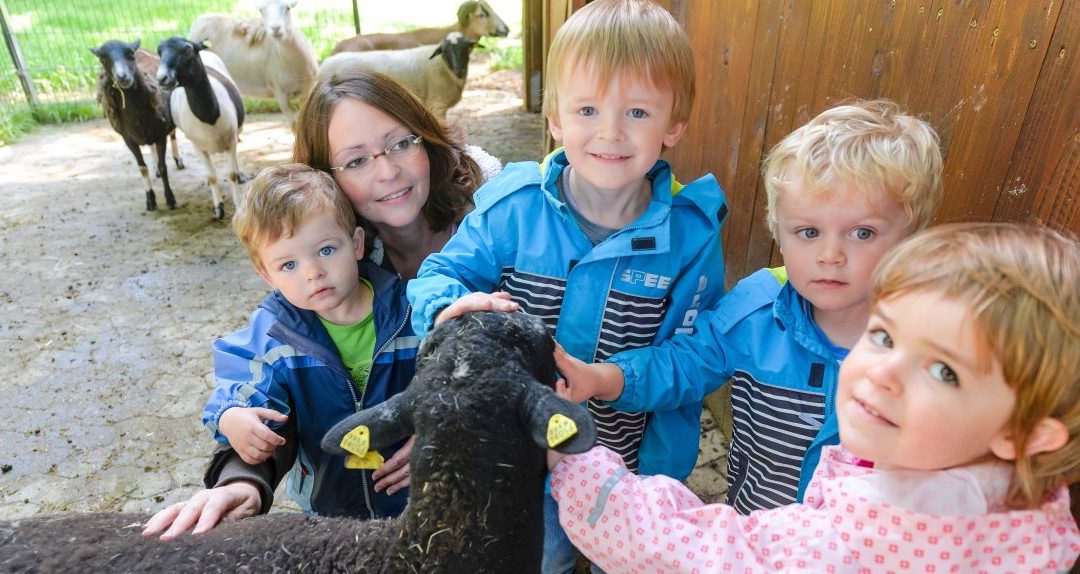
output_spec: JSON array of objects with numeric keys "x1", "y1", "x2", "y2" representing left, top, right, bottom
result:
[
  {"x1": 89, "y1": 46, "x2": 101, "y2": 57},
  {"x1": 430, "y1": 45, "x2": 444, "y2": 59},
  {"x1": 520, "y1": 382, "x2": 597, "y2": 454},
  {"x1": 132, "y1": 39, "x2": 140, "y2": 51},
  {"x1": 321, "y1": 392, "x2": 414, "y2": 456}
]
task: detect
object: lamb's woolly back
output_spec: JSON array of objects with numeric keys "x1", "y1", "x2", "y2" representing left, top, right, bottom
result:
[
  {"x1": 318, "y1": 33, "x2": 478, "y2": 120},
  {"x1": 0, "y1": 312, "x2": 595, "y2": 574},
  {"x1": 330, "y1": 0, "x2": 509, "y2": 54}
]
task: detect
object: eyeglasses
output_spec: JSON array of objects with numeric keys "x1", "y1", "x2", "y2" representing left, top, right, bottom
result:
[{"x1": 329, "y1": 135, "x2": 424, "y2": 176}]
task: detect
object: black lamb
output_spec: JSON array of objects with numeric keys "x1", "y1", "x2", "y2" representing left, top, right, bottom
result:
[
  {"x1": 0, "y1": 311, "x2": 597, "y2": 573},
  {"x1": 91, "y1": 39, "x2": 183, "y2": 212}
]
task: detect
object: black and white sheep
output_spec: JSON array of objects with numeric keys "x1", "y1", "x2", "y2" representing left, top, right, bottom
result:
[
  {"x1": 156, "y1": 37, "x2": 245, "y2": 221},
  {"x1": 188, "y1": 0, "x2": 317, "y2": 124},
  {"x1": 91, "y1": 39, "x2": 184, "y2": 212},
  {"x1": 319, "y1": 32, "x2": 479, "y2": 121},
  {"x1": 331, "y1": 0, "x2": 509, "y2": 54},
  {"x1": 0, "y1": 311, "x2": 597, "y2": 573}
]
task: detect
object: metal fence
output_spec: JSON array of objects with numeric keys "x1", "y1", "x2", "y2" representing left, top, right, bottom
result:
[{"x1": 0, "y1": 0, "x2": 358, "y2": 109}]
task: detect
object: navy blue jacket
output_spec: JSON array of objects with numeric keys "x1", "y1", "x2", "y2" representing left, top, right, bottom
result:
[{"x1": 204, "y1": 261, "x2": 417, "y2": 518}]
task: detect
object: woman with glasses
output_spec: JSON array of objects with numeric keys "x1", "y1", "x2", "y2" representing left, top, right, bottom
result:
[
  {"x1": 143, "y1": 70, "x2": 501, "y2": 539},
  {"x1": 295, "y1": 69, "x2": 497, "y2": 281}
]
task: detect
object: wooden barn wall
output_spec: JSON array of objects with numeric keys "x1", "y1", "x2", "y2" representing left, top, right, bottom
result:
[{"x1": 541, "y1": 0, "x2": 1080, "y2": 288}]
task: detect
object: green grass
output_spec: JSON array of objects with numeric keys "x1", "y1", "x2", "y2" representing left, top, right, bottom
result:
[{"x1": 0, "y1": 0, "x2": 522, "y2": 144}]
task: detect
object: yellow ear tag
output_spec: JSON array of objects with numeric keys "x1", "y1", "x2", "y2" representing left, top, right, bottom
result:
[
  {"x1": 340, "y1": 425, "x2": 384, "y2": 469},
  {"x1": 547, "y1": 413, "x2": 578, "y2": 448},
  {"x1": 340, "y1": 425, "x2": 371, "y2": 456},
  {"x1": 345, "y1": 451, "x2": 385, "y2": 469}
]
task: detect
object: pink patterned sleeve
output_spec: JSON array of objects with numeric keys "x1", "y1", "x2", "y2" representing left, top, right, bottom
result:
[{"x1": 550, "y1": 446, "x2": 783, "y2": 573}]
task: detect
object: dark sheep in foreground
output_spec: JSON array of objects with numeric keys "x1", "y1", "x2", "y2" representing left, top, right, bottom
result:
[
  {"x1": 0, "y1": 311, "x2": 596, "y2": 573},
  {"x1": 91, "y1": 39, "x2": 184, "y2": 212}
]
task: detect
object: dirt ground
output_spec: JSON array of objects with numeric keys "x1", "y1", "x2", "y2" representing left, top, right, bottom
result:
[{"x1": 0, "y1": 61, "x2": 728, "y2": 520}]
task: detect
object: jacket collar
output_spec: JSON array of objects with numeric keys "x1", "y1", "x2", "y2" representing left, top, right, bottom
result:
[
  {"x1": 772, "y1": 280, "x2": 834, "y2": 361},
  {"x1": 260, "y1": 260, "x2": 410, "y2": 375}
]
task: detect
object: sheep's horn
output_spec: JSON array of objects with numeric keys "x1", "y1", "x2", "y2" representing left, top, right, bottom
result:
[
  {"x1": 321, "y1": 392, "x2": 413, "y2": 456},
  {"x1": 519, "y1": 382, "x2": 597, "y2": 454}
]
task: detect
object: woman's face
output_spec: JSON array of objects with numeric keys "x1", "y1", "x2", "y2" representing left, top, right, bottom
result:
[{"x1": 327, "y1": 97, "x2": 432, "y2": 232}]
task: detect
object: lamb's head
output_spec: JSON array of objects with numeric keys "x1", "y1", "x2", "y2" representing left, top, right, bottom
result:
[
  {"x1": 458, "y1": 0, "x2": 510, "y2": 40},
  {"x1": 156, "y1": 37, "x2": 206, "y2": 89},
  {"x1": 322, "y1": 311, "x2": 596, "y2": 487},
  {"x1": 430, "y1": 32, "x2": 478, "y2": 81},
  {"x1": 258, "y1": 0, "x2": 297, "y2": 39},
  {"x1": 90, "y1": 39, "x2": 141, "y2": 89}
]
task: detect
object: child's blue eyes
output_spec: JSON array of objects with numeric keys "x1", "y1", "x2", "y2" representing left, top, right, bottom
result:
[
  {"x1": 852, "y1": 228, "x2": 875, "y2": 240},
  {"x1": 319, "y1": 245, "x2": 336, "y2": 256},
  {"x1": 628, "y1": 108, "x2": 648, "y2": 119},
  {"x1": 579, "y1": 106, "x2": 596, "y2": 117},
  {"x1": 797, "y1": 228, "x2": 820, "y2": 239},
  {"x1": 281, "y1": 261, "x2": 297, "y2": 271}
]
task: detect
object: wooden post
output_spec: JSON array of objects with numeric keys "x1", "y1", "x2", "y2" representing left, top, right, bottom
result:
[
  {"x1": 351, "y1": 0, "x2": 361, "y2": 35},
  {"x1": 0, "y1": 0, "x2": 37, "y2": 108}
]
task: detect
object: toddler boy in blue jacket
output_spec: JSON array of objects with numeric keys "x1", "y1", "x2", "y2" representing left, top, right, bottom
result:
[
  {"x1": 557, "y1": 99, "x2": 945, "y2": 515},
  {"x1": 202, "y1": 163, "x2": 417, "y2": 519},
  {"x1": 407, "y1": 1, "x2": 727, "y2": 571}
]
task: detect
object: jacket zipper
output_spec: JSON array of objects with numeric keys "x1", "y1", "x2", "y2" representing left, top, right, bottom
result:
[{"x1": 354, "y1": 303, "x2": 411, "y2": 518}]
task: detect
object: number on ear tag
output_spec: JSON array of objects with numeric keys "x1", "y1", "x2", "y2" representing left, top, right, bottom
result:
[
  {"x1": 340, "y1": 425, "x2": 371, "y2": 456},
  {"x1": 547, "y1": 413, "x2": 578, "y2": 448}
]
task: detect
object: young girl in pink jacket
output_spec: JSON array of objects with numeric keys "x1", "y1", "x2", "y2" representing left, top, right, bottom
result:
[{"x1": 549, "y1": 222, "x2": 1080, "y2": 573}]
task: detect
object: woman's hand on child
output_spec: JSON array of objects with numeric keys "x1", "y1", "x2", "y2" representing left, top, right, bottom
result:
[
  {"x1": 553, "y1": 344, "x2": 626, "y2": 403},
  {"x1": 141, "y1": 481, "x2": 262, "y2": 540},
  {"x1": 434, "y1": 291, "x2": 520, "y2": 326},
  {"x1": 372, "y1": 435, "x2": 414, "y2": 495},
  {"x1": 218, "y1": 407, "x2": 288, "y2": 465}
]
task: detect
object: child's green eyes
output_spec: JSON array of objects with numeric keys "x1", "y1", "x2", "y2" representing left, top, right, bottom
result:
[
  {"x1": 868, "y1": 329, "x2": 893, "y2": 348},
  {"x1": 929, "y1": 362, "x2": 959, "y2": 386}
]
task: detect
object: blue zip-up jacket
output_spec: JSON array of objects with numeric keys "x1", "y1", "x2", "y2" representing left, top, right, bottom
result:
[
  {"x1": 407, "y1": 151, "x2": 728, "y2": 480},
  {"x1": 204, "y1": 261, "x2": 417, "y2": 518},
  {"x1": 609, "y1": 267, "x2": 842, "y2": 513}
]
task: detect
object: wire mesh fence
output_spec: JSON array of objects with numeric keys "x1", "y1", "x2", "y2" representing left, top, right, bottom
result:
[{"x1": 0, "y1": 0, "x2": 357, "y2": 109}]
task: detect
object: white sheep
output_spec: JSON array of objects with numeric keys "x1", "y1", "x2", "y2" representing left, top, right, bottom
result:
[
  {"x1": 331, "y1": 0, "x2": 509, "y2": 54},
  {"x1": 319, "y1": 32, "x2": 478, "y2": 121},
  {"x1": 188, "y1": 0, "x2": 317, "y2": 124},
  {"x1": 157, "y1": 37, "x2": 244, "y2": 220}
]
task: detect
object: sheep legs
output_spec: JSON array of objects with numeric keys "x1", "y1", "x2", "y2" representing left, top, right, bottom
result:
[
  {"x1": 124, "y1": 137, "x2": 158, "y2": 211},
  {"x1": 154, "y1": 139, "x2": 177, "y2": 210},
  {"x1": 170, "y1": 130, "x2": 185, "y2": 170},
  {"x1": 272, "y1": 86, "x2": 296, "y2": 129},
  {"x1": 196, "y1": 149, "x2": 228, "y2": 221}
]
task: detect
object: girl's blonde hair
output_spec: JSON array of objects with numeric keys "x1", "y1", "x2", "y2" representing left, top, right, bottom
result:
[
  {"x1": 234, "y1": 163, "x2": 357, "y2": 272},
  {"x1": 541, "y1": 0, "x2": 695, "y2": 126},
  {"x1": 872, "y1": 222, "x2": 1080, "y2": 508},
  {"x1": 762, "y1": 99, "x2": 943, "y2": 237}
]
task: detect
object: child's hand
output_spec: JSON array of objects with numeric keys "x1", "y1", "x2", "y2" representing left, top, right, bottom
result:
[
  {"x1": 553, "y1": 343, "x2": 626, "y2": 403},
  {"x1": 434, "y1": 291, "x2": 520, "y2": 325},
  {"x1": 218, "y1": 407, "x2": 288, "y2": 465}
]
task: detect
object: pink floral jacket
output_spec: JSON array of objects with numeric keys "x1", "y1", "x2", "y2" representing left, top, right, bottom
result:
[{"x1": 551, "y1": 445, "x2": 1080, "y2": 573}]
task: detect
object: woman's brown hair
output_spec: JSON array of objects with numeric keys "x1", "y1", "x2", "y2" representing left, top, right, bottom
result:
[{"x1": 293, "y1": 69, "x2": 480, "y2": 235}]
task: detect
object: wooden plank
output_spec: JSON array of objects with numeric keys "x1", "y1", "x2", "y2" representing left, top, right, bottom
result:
[
  {"x1": 994, "y1": 0, "x2": 1080, "y2": 232},
  {"x1": 662, "y1": 1, "x2": 762, "y2": 287},
  {"x1": 523, "y1": 0, "x2": 545, "y2": 112}
]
